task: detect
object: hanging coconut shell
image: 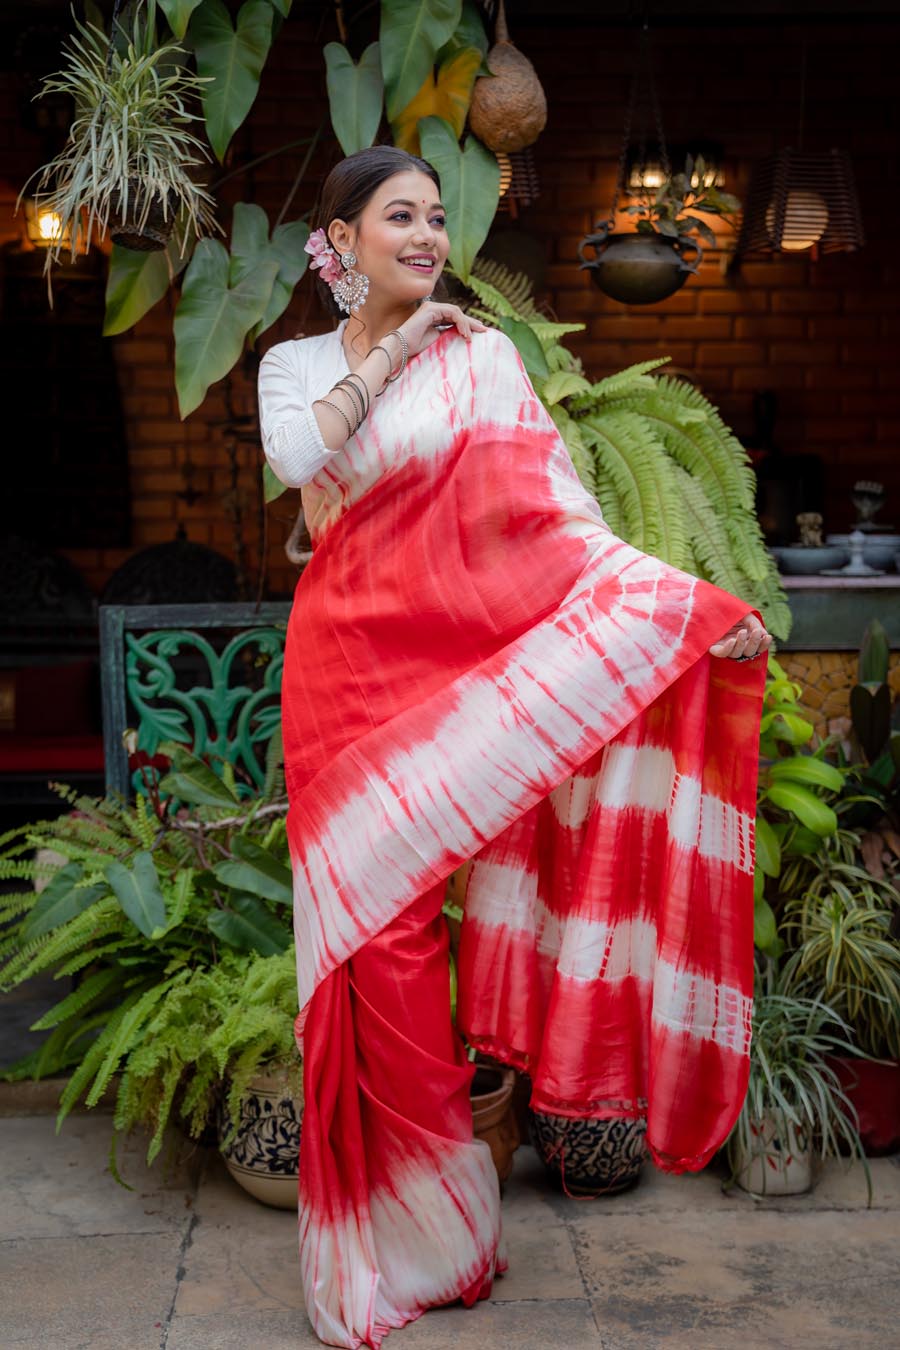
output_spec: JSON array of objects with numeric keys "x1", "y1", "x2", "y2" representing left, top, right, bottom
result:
[{"x1": 467, "y1": 0, "x2": 547, "y2": 154}]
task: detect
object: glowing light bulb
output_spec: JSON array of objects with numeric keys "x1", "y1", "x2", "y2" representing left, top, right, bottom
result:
[
  {"x1": 765, "y1": 189, "x2": 829, "y2": 252},
  {"x1": 38, "y1": 211, "x2": 63, "y2": 241}
]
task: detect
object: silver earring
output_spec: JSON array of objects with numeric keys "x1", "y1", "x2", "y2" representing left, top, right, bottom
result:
[{"x1": 333, "y1": 249, "x2": 370, "y2": 314}]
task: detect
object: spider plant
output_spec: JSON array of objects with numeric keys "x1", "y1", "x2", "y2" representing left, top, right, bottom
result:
[
  {"x1": 17, "y1": 1, "x2": 219, "y2": 291},
  {"x1": 779, "y1": 831, "x2": 900, "y2": 1060},
  {"x1": 726, "y1": 959, "x2": 872, "y2": 1203}
]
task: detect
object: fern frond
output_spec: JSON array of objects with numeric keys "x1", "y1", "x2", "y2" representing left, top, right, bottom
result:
[
  {"x1": 586, "y1": 359, "x2": 672, "y2": 402},
  {"x1": 30, "y1": 966, "x2": 124, "y2": 1031}
]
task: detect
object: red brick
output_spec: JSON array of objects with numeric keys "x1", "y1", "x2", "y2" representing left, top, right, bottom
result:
[
  {"x1": 806, "y1": 368, "x2": 876, "y2": 390},
  {"x1": 699, "y1": 290, "x2": 769, "y2": 315},
  {"x1": 770, "y1": 342, "x2": 839, "y2": 364},
  {"x1": 842, "y1": 343, "x2": 893, "y2": 365},
  {"x1": 663, "y1": 317, "x2": 731, "y2": 340},
  {"x1": 133, "y1": 420, "x2": 185, "y2": 443},
  {"x1": 734, "y1": 317, "x2": 804, "y2": 339},
  {"x1": 876, "y1": 420, "x2": 900, "y2": 441},
  {"x1": 737, "y1": 263, "x2": 812, "y2": 290},
  {"x1": 805, "y1": 418, "x2": 873, "y2": 442},
  {"x1": 809, "y1": 317, "x2": 879, "y2": 340},
  {"x1": 841, "y1": 290, "x2": 898, "y2": 313},
  {"x1": 696, "y1": 343, "x2": 766, "y2": 367},
  {"x1": 112, "y1": 339, "x2": 169, "y2": 365},
  {"x1": 771, "y1": 290, "x2": 841, "y2": 314},
  {"x1": 121, "y1": 395, "x2": 172, "y2": 417},
  {"x1": 731, "y1": 367, "x2": 806, "y2": 390},
  {"x1": 132, "y1": 498, "x2": 179, "y2": 519},
  {"x1": 130, "y1": 448, "x2": 175, "y2": 467}
]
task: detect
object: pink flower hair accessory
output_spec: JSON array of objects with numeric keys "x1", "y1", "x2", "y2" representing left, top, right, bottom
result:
[{"x1": 304, "y1": 227, "x2": 344, "y2": 288}]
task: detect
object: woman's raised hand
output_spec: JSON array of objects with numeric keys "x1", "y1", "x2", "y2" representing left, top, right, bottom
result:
[
  {"x1": 708, "y1": 612, "x2": 774, "y2": 662},
  {"x1": 397, "y1": 301, "x2": 488, "y2": 358}
]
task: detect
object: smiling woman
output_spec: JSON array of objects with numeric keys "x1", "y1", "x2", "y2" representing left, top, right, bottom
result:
[{"x1": 257, "y1": 144, "x2": 771, "y2": 1350}]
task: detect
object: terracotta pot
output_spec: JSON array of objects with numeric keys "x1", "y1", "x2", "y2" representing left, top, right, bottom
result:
[
  {"x1": 530, "y1": 1109, "x2": 647, "y2": 1196},
  {"x1": 217, "y1": 1067, "x2": 303, "y2": 1210},
  {"x1": 471, "y1": 1062, "x2": 520, "y2": 1185},
  {"x1": 732, "y1": 1113, "x2": 813, "y2": 1196},
  {"x1": 826, "y1": 1055, "x2": 900, "y2": 1154}
]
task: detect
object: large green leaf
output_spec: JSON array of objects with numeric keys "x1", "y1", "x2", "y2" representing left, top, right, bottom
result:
[
  {"x1": 417, "y1": 117, "x2": 499, "y2": 283},
  {"x1": 174, "y1": 238, "x2": 278, "y2": 416},
  {"x1": 754, "y1": 815, "x2": 782, "y2": 879},
  {"x1": 158, "y1": 746, "x2": 239, "y2": 806},
  {"x1": 104, "y1": 226, "x2": 195, "y2": 337},
  {"x1": 434, "y1": 0, "x2": 490, "y2": 69},
  {"x1": 229, "y1": 203, "x2": 310, "y2": 342},
  {"x1": 497, "y1": 316, "x2": 549, "y2": 380},
  {"x1": 764, "y1": 782, "x2": 838, "y2": 837},
  {"x1": 324, "y1": 42, "x2": 384, "y2": 157},
  {"x1": 190, "y1": 0, "x2": 273, "y2": 162},
  {"x1": 263, "y1": 461, "x2": 287, "y2": 503},
  {"x1": 768, "y1": 756, "x2": 845, "y2": 793},
  {"x1": 754, "y1": 894, "x2": 778, "y2": 953},
  {"x1": 158, "y1": 0, "x2": 204, "y2": 39},
  {"x1": 23, "y1": 865, "x2": 107, "y2": 941},
  {"x1": 207, "y1": 894, "x2": 290, "y2": 955},
  {"x1": 381, "y1": 0, "x2": 462, "y2": 121},
  {"x1": 104, "y1": 852, "x2": 167, "y2": 938},
  {"x1": 213, "y1": 836, "x2": 293, "y2": 906}
]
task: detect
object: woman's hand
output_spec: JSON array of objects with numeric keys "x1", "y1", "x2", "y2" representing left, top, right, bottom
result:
[
  {"x1": 708, "y1": 612, "x2": 774, "y2": 662},
  {"x1": 397, "y1": 301, "x2": 488, "y2": 358}
]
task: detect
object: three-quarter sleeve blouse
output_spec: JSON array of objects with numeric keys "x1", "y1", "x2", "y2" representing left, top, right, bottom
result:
[{"x1": 258, "y1": 336, "x2": 343, "y2": 489}]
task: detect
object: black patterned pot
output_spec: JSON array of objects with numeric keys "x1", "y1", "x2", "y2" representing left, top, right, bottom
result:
[
  {"x1": 530, "y1": 1109, "x2": 648, "y2": 1196},
  {"x1": 109, "y1": 178, "x2": 179, "y2": 251},
  {"x1": 217, "y1": 1069, "x2": 304, "y2": 1210}
]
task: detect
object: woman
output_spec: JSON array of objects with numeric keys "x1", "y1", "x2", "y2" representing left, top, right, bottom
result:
[{"x1": 258, "y1": 145, "x2": 772, "y2": 1350}]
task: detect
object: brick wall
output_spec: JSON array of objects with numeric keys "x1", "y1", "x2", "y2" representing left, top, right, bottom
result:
[{"x1": 2, "y1": 13, "x2": 897, "y2": 598}]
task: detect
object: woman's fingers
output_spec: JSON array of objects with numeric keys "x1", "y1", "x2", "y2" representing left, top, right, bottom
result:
[{"x1": 708, "y1": 613, "x2": 774, "y2": 660}]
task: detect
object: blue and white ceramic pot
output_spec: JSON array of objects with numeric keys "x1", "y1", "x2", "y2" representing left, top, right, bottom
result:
[
  {"x1": 530, "y1": 1109, "x2": 648, "y2": 1196},
  {"x1": 217, "y1": 1068, "x2": 304, "y2": 1210}
]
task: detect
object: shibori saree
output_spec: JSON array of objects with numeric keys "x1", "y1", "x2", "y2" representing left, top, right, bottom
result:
[{"x1": 278, "y1": 320, "x2": 768, "y2": 1346}]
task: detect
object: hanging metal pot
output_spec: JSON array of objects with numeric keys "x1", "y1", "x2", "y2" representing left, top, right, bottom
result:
[{"x1": 577, "y1": 225, "x2": 703, "y2": 305}]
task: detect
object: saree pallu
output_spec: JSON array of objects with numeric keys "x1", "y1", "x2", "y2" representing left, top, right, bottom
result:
[{"x1": 282, "y1": 326, "x2": 768, "y2": 1347}]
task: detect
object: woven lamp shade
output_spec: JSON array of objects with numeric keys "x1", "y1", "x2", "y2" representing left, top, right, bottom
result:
[
  {"x1": 495, "y1": 145, "x2": 541, "y2": 217},
  {"x1": 736, "y1": 147, "x2": 865, "y2": 256}
]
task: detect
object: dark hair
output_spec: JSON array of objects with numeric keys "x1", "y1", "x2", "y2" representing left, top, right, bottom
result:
[{"x1": 309, "y1": 144, "x2": 450, "y2": 331}]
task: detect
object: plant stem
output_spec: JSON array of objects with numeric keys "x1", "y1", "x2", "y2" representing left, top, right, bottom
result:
[
  {"x1": 275, "y1": 116, "x2": 328, "y2": 229},
  {"x1": 211, "y1": 138, "x2": 317, "y2": 190}
]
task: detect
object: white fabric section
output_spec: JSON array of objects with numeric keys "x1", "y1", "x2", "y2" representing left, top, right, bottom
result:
[
  {"x1": 298, "y1": 1199, "x2": 381, "y2": 1349},
  {"x1": 369, "y1": 1142, "x2": 501, "y2": 1320},
  {"x1": 465, "y1": 901, "x2": 753, "y2": 1054},
  {"x1": 257, "y1": 340, "x2": 342, "y2": 488},
  {"x1": 551, "y1": 742, "x2": 754, "y2": 874}
]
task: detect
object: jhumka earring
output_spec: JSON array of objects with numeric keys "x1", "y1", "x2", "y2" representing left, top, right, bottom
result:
[{"x1": 333, "y1": 249, "x2": 370, "y2": 314}]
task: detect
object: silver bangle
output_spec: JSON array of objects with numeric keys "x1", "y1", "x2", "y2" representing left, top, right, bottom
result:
[
  {"x1": 313, "y1": 395, "x2": 356, "y2": 440},
  {"x1": 383, "y1": 329, "x2": 408, "y2": 382}
]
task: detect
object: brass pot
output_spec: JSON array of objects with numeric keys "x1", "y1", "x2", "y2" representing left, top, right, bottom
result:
[{"x1": 577, "y1": 227, "x2": 702, "y2": 305}]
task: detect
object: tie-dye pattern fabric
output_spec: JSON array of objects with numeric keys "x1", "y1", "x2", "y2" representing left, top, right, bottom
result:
[{"x1": 277, "y1": 321, "x2": 767, "y2": 1346}]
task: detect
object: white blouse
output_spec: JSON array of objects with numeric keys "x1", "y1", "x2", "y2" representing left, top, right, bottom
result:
[{"x1": 257, "y1": 319, "x2": 358, "y2": 489}]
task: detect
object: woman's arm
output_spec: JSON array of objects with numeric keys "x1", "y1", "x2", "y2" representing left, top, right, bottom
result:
[{"x1": 258, "y1": 334, "x2": 404, "y2": 488}]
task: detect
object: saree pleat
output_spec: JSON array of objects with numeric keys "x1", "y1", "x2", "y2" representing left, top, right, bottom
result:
[
  {"x1": 275, "y1": 321, "x2": 768, "y2": 1345},
  {"x1": 299, "y1": 880, "x2": 503, "y2": 1349}
]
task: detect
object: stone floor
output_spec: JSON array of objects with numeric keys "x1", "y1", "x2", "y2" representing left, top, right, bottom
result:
[{"x1": 0, "y1": 1102, "x2": 897, "y2": 1350}]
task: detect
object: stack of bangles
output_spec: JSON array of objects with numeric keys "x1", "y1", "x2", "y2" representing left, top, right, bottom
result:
[{"x1": 311, "y1": 328, "x2": 409, "y2": 440}]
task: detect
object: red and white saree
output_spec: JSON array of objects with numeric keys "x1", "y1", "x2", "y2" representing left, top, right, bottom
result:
[{"x1": 273, "y1": 321, "x2": 768, "y2": 1348}]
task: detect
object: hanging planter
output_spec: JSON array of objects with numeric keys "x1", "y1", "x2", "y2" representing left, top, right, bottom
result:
[
  {"x1": 16, "y1": 0, "x2": 219, "y2": 296},
  {"x1": 467, "y1": 0, "x2": 547, "y2": 153},
  {"x1": 577, "y1": 25, "x2": 739, "y2": 307},
  {"x1": 109, "y1": 177, "x2": 180, "y2": 252},
  {"x1": 578, "y1": 225, "x2": 702, "y2": 305}
]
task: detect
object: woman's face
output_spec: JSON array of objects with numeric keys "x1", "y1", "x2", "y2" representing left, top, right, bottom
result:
[{"x1": 328, "y1": 170, "x2": 449, "y2": 303}]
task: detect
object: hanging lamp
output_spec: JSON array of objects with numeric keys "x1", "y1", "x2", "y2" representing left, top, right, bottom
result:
[{"x1": 735, "y1": 40, "x2": 864, "y2": 260}]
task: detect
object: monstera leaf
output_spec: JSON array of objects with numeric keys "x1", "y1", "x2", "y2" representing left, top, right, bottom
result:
[
  {"x1": 190, "y1": 0, "x2": 273, "y2": 162},
  {"x1": 229, "y1": 202, "x2": 309, "y2": 341},
  {"x1": 380, "y1": 0, "x2": 462, "y2": 121},
  {"x1": 390, "y1": 46, "x2": 483, "y2": 155},
  {"x1": 417, "y1": 117, "x2": 499, "y2": 283},
  {"x1": 325, "y1": 42, "x2": 384, "y2": 156},
  {"x1": 174, "y1": 238, "x2": 278, "y2": 417}
]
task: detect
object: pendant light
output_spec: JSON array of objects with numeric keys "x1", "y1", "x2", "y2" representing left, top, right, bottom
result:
[{"x1": 736, "y1": 38, "x2": 864, "y2": 260}]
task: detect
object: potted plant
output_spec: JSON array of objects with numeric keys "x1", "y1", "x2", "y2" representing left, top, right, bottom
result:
[
  {"x1": 16, "y1": 0, "x2": 219, "y2": 290},
  {"x1": 770, "y1": 621, "x2": 900, "y2": 1151},
  {"x1": 0, "y1": 748, "x2": 295, "y2": 1175},
  {"x1": 577, "y1": 155, "x2": 741, "y2": 304},
  {"x1": 726, "y1": 959, "x2": 872, "y2": 1202}
]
